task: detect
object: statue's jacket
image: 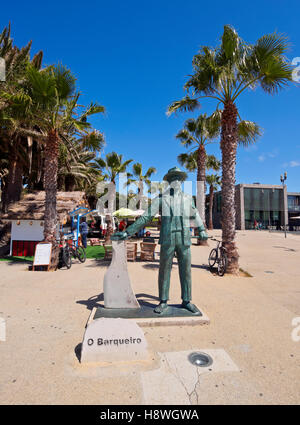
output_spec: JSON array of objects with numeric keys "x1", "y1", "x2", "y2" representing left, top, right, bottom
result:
[{"x1": 126, "y1": 190, "x2": 205, "y2": 247}]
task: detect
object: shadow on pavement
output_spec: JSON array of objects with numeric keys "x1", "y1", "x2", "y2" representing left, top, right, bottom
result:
[
  {"x1": 272, "y1": 246, "x2": 297, "y2": 252},
  {"x1": 76, "y1": 293, "x2": 104, "y2": 311},
  {"x1": 0, "y1": 257, "x2": 33, "y2": 266},
  {"x1": 136, "y1": 292, "x2": 160, "y2": 308},
  {"x1": 76, "y1": 292, "x2": 160, "y2": 311},
  {"x1": 74, "y1": 343, "x2": 82, "y2": 362}
]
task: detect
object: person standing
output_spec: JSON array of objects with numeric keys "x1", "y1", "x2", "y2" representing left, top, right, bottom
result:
[
  {"x1": 119, "y1": 219, "x2": 127, "y2": 232},
  {"x1": 79, "y1": 217, "x2": 88, "y2": 248}
]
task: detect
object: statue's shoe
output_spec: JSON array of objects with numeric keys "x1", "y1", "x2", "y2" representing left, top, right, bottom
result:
[
  {"x1": 154, "y1": 302, "x2": 169, "y2": 314},
  {"x1": 181, "y1": 302, "x2": 201, "y2": 315}
]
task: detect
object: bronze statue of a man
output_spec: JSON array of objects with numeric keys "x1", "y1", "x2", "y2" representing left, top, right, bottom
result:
[{"x1": 111, "y1": 167, "x2": 208, "y2": 314}]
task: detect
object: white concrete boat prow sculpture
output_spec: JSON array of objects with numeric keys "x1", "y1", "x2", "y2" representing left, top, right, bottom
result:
[{"x1": 103, "y1": 240, "x2": 140, "y2": 309}]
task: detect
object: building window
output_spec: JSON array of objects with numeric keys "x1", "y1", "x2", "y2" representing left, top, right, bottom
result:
[
  {"x1": 288, "y1": 195, "x2": 300, "y2": 212},
  {"x1": 243, "y1": 188, "x2": 284, "y2": 229}
]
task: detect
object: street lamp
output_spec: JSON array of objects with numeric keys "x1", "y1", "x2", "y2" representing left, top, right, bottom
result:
[{"x1": 280, "y1": 172, "x2": 287, "y2": 238}]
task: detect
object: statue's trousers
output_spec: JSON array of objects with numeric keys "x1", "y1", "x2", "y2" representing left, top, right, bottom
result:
[{"x1": 158, "y1": 231, "x2": 191, "y2": 302}]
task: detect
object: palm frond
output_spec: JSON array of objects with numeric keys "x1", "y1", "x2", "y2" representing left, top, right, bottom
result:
[
  {"x1": 206, "y1": 173, "x2": 221, "y2": 189},
  {"x1": 175, "y1": 129, "x2": 195, "y2": 147},
  {"x1": 145, "y1": 166, "x2": 156, "y2": 178},
  {"x1": 206, "y1": 154, "x2": 221, "y2": 171},
  {"x1": 238, "y1": 120, "x2": 262, "y2": 147},
  {"x1": 51, "y1": 63, "x2": 76, "y2": 100},
  {"x1": 177, "y1": 152, "x2": 197, "y2": 171},
  {"x1": 254, "y1": 33, "x2": 290, "y2": 60},
  {"x1": 80, "y1": 129, "x2": 105, "y2": 152},
  {"x1": 80, "y1": 102, "x2": 105, "y2": 122},
  {"x1": 221, "y1": 25, "x2": 240, "y2": 61},
  {"x1": 93, "y1": 157, "x2": 106, "y2": 169},
  {"x1": 259, "y1": 57, "x2": 293, "y2": 94},
  {"x1": 167, "y1": 95, "x2": 200, "y2": 116},
  {"x1": 133, "y1": 162, "x2": 142, "y2": 177},
  {"x1": 31, "y1": 51, "x2": 43, "y2": 70}
]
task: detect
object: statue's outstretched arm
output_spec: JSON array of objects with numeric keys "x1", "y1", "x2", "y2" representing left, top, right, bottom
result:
[
  {"x1": 112, "y1": 197, "x2": 161, "y2": 240},
  {"x1": 126, "y1": 197, "x2": 160, "y2": 237}
]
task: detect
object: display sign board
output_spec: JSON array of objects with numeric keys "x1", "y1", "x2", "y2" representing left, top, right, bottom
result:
[{"x1": 33, "y1": 242, "x2": 52, "y2": 270}]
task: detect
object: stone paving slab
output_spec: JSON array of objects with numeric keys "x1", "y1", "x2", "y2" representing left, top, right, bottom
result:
[{"x1": 141, "y1": 349, "x2": 239, "y2": 404}]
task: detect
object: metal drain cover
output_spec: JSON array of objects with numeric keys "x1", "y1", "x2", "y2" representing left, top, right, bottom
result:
[{"x1": 188, "y1": 352, "x2": 213, "y2": 367}]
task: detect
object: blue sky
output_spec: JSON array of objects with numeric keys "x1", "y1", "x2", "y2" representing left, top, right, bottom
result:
[{"x1": 1, "y1": 0, "x2": 300, "y2": 192}]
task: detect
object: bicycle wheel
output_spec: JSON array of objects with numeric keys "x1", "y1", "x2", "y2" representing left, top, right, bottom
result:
[
  {"x1": 217, "y1": 252, "x2": 228, "y2": 276},
  {"x1": 208, "y1": 249, "x2": 218, "y2": 269},
  {"x1": 76, "y1": 246, "x2": 86, "y2": 263},
  {"x1": 62, "y1": 247, "x2": 72, "y2": 269},
  {"x1": 69, "y1": 245, "x2": 77, "y2": 260}
]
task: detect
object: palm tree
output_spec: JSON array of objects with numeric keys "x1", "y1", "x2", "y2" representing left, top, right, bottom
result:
[
  {"x1": 179, "y1": 152, "x2": 221, "y2": 244},
  {"x1": 168, "y1": 25, "x2": 292, "y2": 273},
  {"x1": 3, "y1": 63, "x2": 105, "y2": 265},
  {"x1": 206, "y1": 154, "x2": 221, "y2": 172},
  {"x1": 0, "y1": 24, "x2": 44, "y2": 212},
  {"x1": 175, "y1": 113, "x2": 219, "y2": 225},
  {"x1": 148, "y1": 181, "x2": 169, "y2": 197},
  {"x1": 58, "y1": 143, "x2": 95, "y2": 191},
  {"x1": 206, "y1": 174, "x2": 221, "y2": 230},
  {"x1": 127, "y1": 163, "x2": 157, "y2": 209},
  {"x1": 58, "y1": 130, "x2": 105, "y2": 191},
  {"x1": 25, "y1": 65, "x2": 104, "y2": 251},
  {"x1": 178, "y1": 152, "x2": 221, "y2": 194},
  {"x1": 93, "y1": 152, "x2": 133, "y2": 243}
]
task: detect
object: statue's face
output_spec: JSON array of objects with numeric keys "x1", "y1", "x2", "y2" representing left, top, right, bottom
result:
[{"x1": 168, "y1": 178, "x2": 182, "y2": 191}]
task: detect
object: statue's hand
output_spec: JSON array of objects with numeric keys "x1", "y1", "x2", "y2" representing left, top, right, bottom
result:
[
  {"x1": 197, "y1": 228, "x2": 208, "y2": 241},
  {"x1": 111, "y1": 231, "x2": 128, "y2": 241}
]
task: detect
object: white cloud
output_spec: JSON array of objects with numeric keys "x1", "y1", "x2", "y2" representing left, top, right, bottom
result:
[
  {"x1": 290, "y1": 161, "x2": 300, "y2": 167},
  {"x1": 245, "y1": 145, "x2": 258, "y2": 152},
  {"x1": 258, "y1": 149, "x2": 279, "y2": 162}
]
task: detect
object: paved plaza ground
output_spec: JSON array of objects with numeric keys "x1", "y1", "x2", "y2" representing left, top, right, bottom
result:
[{"x1": 0, "y1": 230, "x2": 299, "y2": 404}]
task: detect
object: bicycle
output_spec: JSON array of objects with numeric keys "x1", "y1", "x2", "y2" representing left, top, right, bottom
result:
[
  {"x1": 68, "y1": 238, "x2": 86, "y2": 263},
  {"x1": 59, "y1": 238, "x2": 72, "y2": 269},
  {"x1": 59, "y1": 236, "x2": 86, "y2": 268},
  {"x1": 208, "y1": 237, "x2": 228, "y2": 276}
]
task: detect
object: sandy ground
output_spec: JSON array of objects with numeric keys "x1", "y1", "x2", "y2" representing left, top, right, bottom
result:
[{"x1": 0, "y1": 230, "x2": 299, "y2": 405}]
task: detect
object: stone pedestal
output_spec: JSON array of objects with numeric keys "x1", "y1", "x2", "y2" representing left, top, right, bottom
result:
[
  {"x1": 92, "y1": 304, "x2": 210, "y2": 327},
  {"x1": 81, "y1": 318, "x2": 148, "y2": 363},
  {"x1": 103, "y1": 240, "x2": 140, "y2": 309}
]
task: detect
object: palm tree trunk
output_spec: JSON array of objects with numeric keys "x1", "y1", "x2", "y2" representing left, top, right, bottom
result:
[
  {"x1": 104, "y1": 182, "x2": 116, "y2": 244},
  {"x1": 208, "y1": 185, "x2": 214, "y2": 230},
  {"x1": 196, "y1": 145, "x2": 208, "y2": 245},
  {"x1": 138, "y1": 180, "x2": 143, "y2": 210},
  {"x1": 1, "y1": 139, "x2": 23, "y2": 213},
  {"x1": 43, "y1": 129, "x2": 59, "y2": 267},
  {"x1": 28, "y1": 143, "x2": 45, "y2": 190},
  {"x1": 221, "y1": 100, "x2": 239, "y2": 274}
]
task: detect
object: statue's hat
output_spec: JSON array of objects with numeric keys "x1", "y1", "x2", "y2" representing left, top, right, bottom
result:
[{"x1": 163, "y1": 166, "x2": 187, "y2": 182}]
